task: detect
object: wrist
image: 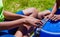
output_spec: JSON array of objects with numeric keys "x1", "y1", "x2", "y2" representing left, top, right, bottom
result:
[
  {"x1": 50, "y1": 13, "x2": 54, "y2": 16},
  {"x1": 17, "y1": 18, "x2": 25, "y2": 24},
  {"x1": 21, "y1": 18, "x2": 27, "y2": 23}
]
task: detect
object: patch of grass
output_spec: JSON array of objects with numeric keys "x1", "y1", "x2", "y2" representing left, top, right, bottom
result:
[{"x1": 3, "y1": 0, "x2": 55, "y2": 13}]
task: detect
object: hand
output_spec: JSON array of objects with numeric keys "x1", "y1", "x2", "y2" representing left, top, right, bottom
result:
[
  {"x1": 51, "y1": 15, "x2": 60, "y2": 21},
  {"x1": 23, "y1": 17, "x2": 43, "y2": 27},
  {"x1": 45, "y1": 14, "x2": 53, "y2": 19}
]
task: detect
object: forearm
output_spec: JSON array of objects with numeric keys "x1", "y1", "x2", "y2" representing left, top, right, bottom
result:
[
  {"x1": 0, "y1": 19, "x2": 24, "y2": 30},
  {"x1": 3, "y1": 11, "x2": 27, "y2": 20},
  {"x1": 51, "y1": 4, "x2": 57, "y2": 15}
]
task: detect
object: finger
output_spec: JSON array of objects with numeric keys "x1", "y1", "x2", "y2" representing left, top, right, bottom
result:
[
  {"x1": 51, "y1": 15, "x2": 56, "y2": 19},
  {"x1": 36, "y1": 22, "x2": 43, "y2": 26},
  {"x1": 45, "y1": 16, "x2": 48, "y2": 19},
  {"x1": 36, "y1": 23, "x2": 42, "y2": 26},
  {"x1": 52, "y1": 18, "x2": 56, "y2": 21},
  {"x1": 34, "y1": 19, "x2": 41, "y2": 23},
  {"x1": 35, "y1": 20, "x2": 43, "y2": 26},
  {"x1": 51, "y1": 17, "x2": 54, "y2": 20},
  {"x1": 55, "y1": 19, "x2": 58, "y2": 21},
  {"x1": 51, "y1": 16, "x2": 56, "y2": 20},
  {"x1": 52, "y1": 17, "x2": 57, "y2": 21},
  {"x1": 54, "y1": 18, "x2": 58, "y2": 21},
  {"x1": 31, "y1": 23, "x2": 37, "y2": 27},
  {"x1": 39, "y1": 21, "x2": 43, "y2": 25},
  {"x1": 51, "y1": 18, "x2": 57, "y2": 21}
]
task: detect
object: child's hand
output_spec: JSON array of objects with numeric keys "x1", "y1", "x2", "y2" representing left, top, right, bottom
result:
[
  {"x1": 51, "y1": 15, "x2": 60, "y2": 21},
  {"x1": 45, "y1": 14, "x2": 53, "y2": 19},
  {"x1": 23, "y1": 17, "x2": 43, "y2": 27}
]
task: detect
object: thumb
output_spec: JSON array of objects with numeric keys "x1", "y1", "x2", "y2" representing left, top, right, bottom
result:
[{"x1": 45, "y1": 16, "x2": 49, "y2": 19}]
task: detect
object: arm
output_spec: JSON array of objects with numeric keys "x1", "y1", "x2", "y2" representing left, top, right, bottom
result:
[
  {"x1": 0, "y1": 17, "x2": 42, "y2": 30},
  {"x1": 3, "y1": 11, "x2": 27, "y2": 20},
  {"x1": 51, "y1": 4, "x2": 57, "y2": 15},
  {"x1": 45, "y1": 4, "x2": 57, "y2": 19},
  {"x1": 0, "y1": 19, "x2": 24, "y2": 30}
]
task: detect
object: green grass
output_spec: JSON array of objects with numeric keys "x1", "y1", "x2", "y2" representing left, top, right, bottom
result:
[{"x1": 3, "y1": 0, "x2": 55, "y2": 13}]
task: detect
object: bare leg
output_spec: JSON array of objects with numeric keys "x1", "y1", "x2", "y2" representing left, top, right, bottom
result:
[
  {"x1": 15, "y1": 30, "x2": 23, "y2": 37},
  {"x1": 15, "y1": 25, "x2": 28, "y2": 37},
  {"x1": 23, "y1": 7, "x2": 38, "y2": 17}
]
